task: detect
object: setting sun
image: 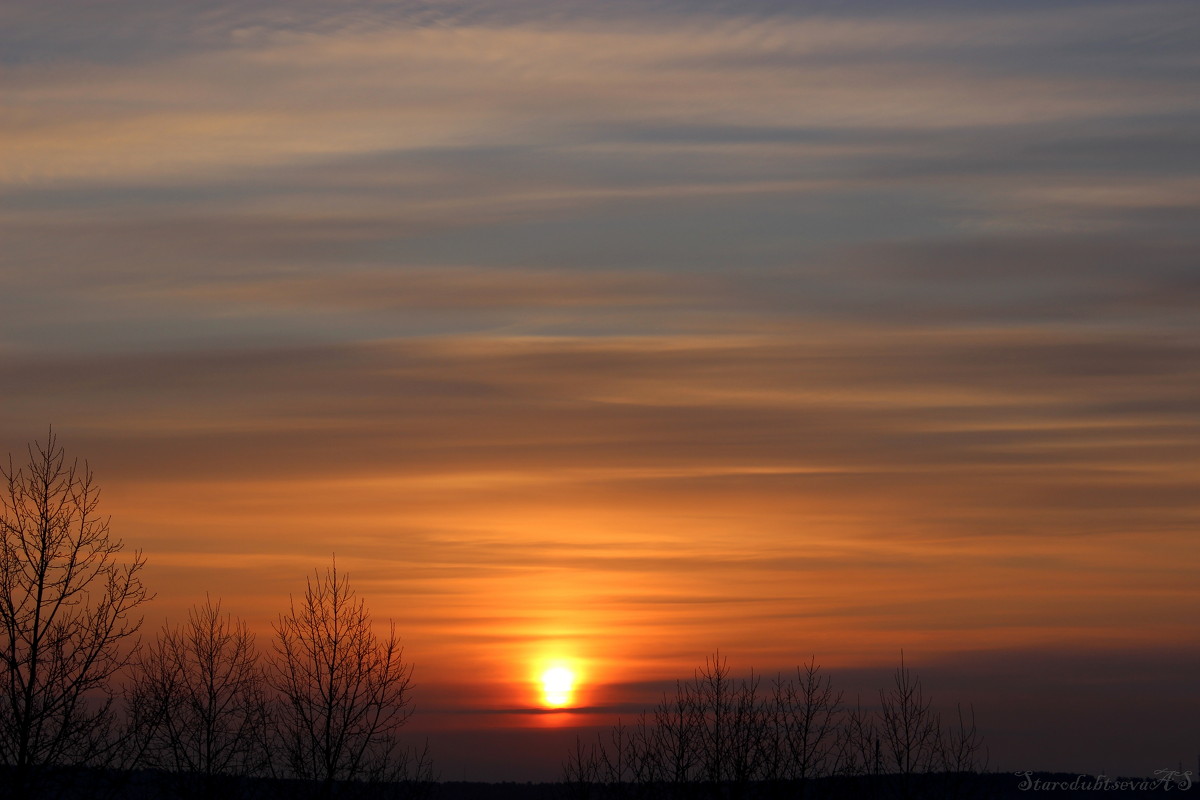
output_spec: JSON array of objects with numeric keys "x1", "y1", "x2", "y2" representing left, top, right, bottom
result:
[
  {"x1": 540, "y1": 666, "x2": 576, "y2": 708},
  {"x1": 4, "y1": 0, "x2": 1195, "y2": 787}
]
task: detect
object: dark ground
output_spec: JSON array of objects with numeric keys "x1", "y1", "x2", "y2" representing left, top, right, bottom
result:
[{"x1": 3, "y1": 769, "x2": 1196, "y2": 799}]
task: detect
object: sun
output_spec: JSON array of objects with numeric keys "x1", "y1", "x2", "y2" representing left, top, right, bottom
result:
[{"x1": 540, "y1": 666, "x2": 576, "y2": 708}]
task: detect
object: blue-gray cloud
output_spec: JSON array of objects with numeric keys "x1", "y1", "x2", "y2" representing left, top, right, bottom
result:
[{"x1": 2, "y1": 0, "x2": 1198, "y2": 781}]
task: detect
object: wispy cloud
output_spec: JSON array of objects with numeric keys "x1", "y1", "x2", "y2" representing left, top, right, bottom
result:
[{"x1": 2, "y1": 0, "x2": 1198, "y2": 780}]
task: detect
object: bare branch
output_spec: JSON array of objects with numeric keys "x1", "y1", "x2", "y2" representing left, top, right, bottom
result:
[
  {"x1": 269, "y1": 557, "x2": 417, "y2": 794},
  {"x1": 0, "y1": 431, "x2": 152, "y2": 799}
]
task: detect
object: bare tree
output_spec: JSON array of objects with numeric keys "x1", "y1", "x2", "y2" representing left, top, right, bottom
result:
[
  {"x1": 724, "y1": 666, "x2": 765, "y2": 793},
  {"x1": 937, "y1": 702, "x2": 987, "y2": 774},
  {"x1": 565, "y1": 652, "x2": 987, "y2": 799},
  {"x1": 649, "y1": 678, "x2": 702, "y2": 789},
  {"x1": 770, "y1": 657, "x2": 843, "y2": 784},
  {"x1": 878, "y1": 652, "x2": 940, "y2": 777},
  {"x1": 128, "y1": 595, "x2": 271, "y2": 798},
  {"x1": 691, "y1": 652, "x2": 768, "y2": 796},
  {"x1": 834, "y1": 695, "x2": 882, "y2": 778},
  {"x1": 877, "y1": 652, "x2": 944, "y2": 800},
  {"x1": 578, "y1": 654, "x2": 771, "y2": 799},
  {"x1": 270, "y1": 559, "x2": 425, "y2": 798},
  {"x1": 572, "y1": 683, "x2": 702, "y2": 800},
  {"x1": 694, "y1": 652, "x2": 732, "y2": 787},
  {"x1": 932, "y1": 702, "x2": 989, "y2": 800},
  {"x1": 594, "y1": 718, "x2": 639, "y2": 794},
  {"x1": 0, "y1": 431, "x2": 151, "y2": 799},
  {"x1": 562, "y1": 735, "x2": 603, "y2": 800}
]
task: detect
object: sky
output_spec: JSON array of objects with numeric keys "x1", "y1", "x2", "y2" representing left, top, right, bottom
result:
[{"x1": 2, "y1": 0, "x2": 1199, "y2": 782}]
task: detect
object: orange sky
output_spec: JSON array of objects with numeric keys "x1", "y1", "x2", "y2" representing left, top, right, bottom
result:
[{"x1": 2, "y1": 0, "x2": 1199, "y2": 781}]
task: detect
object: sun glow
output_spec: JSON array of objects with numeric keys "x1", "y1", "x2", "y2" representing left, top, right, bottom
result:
[{"x1": 540, "y1": 666, "x2": 576, "y2": 708}]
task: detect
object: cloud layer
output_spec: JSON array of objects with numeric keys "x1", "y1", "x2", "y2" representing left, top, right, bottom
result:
[{"x1": 2, "y1": 0, "x2": 1198, "y2": 781}]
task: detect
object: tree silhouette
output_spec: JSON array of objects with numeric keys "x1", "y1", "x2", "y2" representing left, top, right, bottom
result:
[
  {"x1": 938, "y1": 702, "x2": 986, "y2": 774},
  {"x1": 693, "y1": 652, "x2": 765, "y2": 794},
  {"x1": 270, "y1": 558, "x2": 426, "y2": 797},
  {"x1": 568, "y1": 653, "x2": 775, "y2": 799},
  {"x1": 0, "y1": 432, "x2": 151, "y2": 799},
  {"x1": 836, "y1": 694, "x2": 882, "y2": 779},
  {"x1": 562, "y1": 733, "x2": 603, "y2": 800},
  {"x1": 878, "y1": 652, "x2": 939, "y2": 777},
  {"x1": 875, "y1": 652, "x2": 988, "y2": 799},
  {"x1": 565, "y1": 652, "x2": 987, "y2": 799},
  {"x1": 127, "y1": 595, "x2": 271, "y2": 798},
  {"x1": 648, "y1": 676, "x2": 702, "y2": 788},
  {"x1": 768, "y1": 657, "x2": 843, "y2": 784}
]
